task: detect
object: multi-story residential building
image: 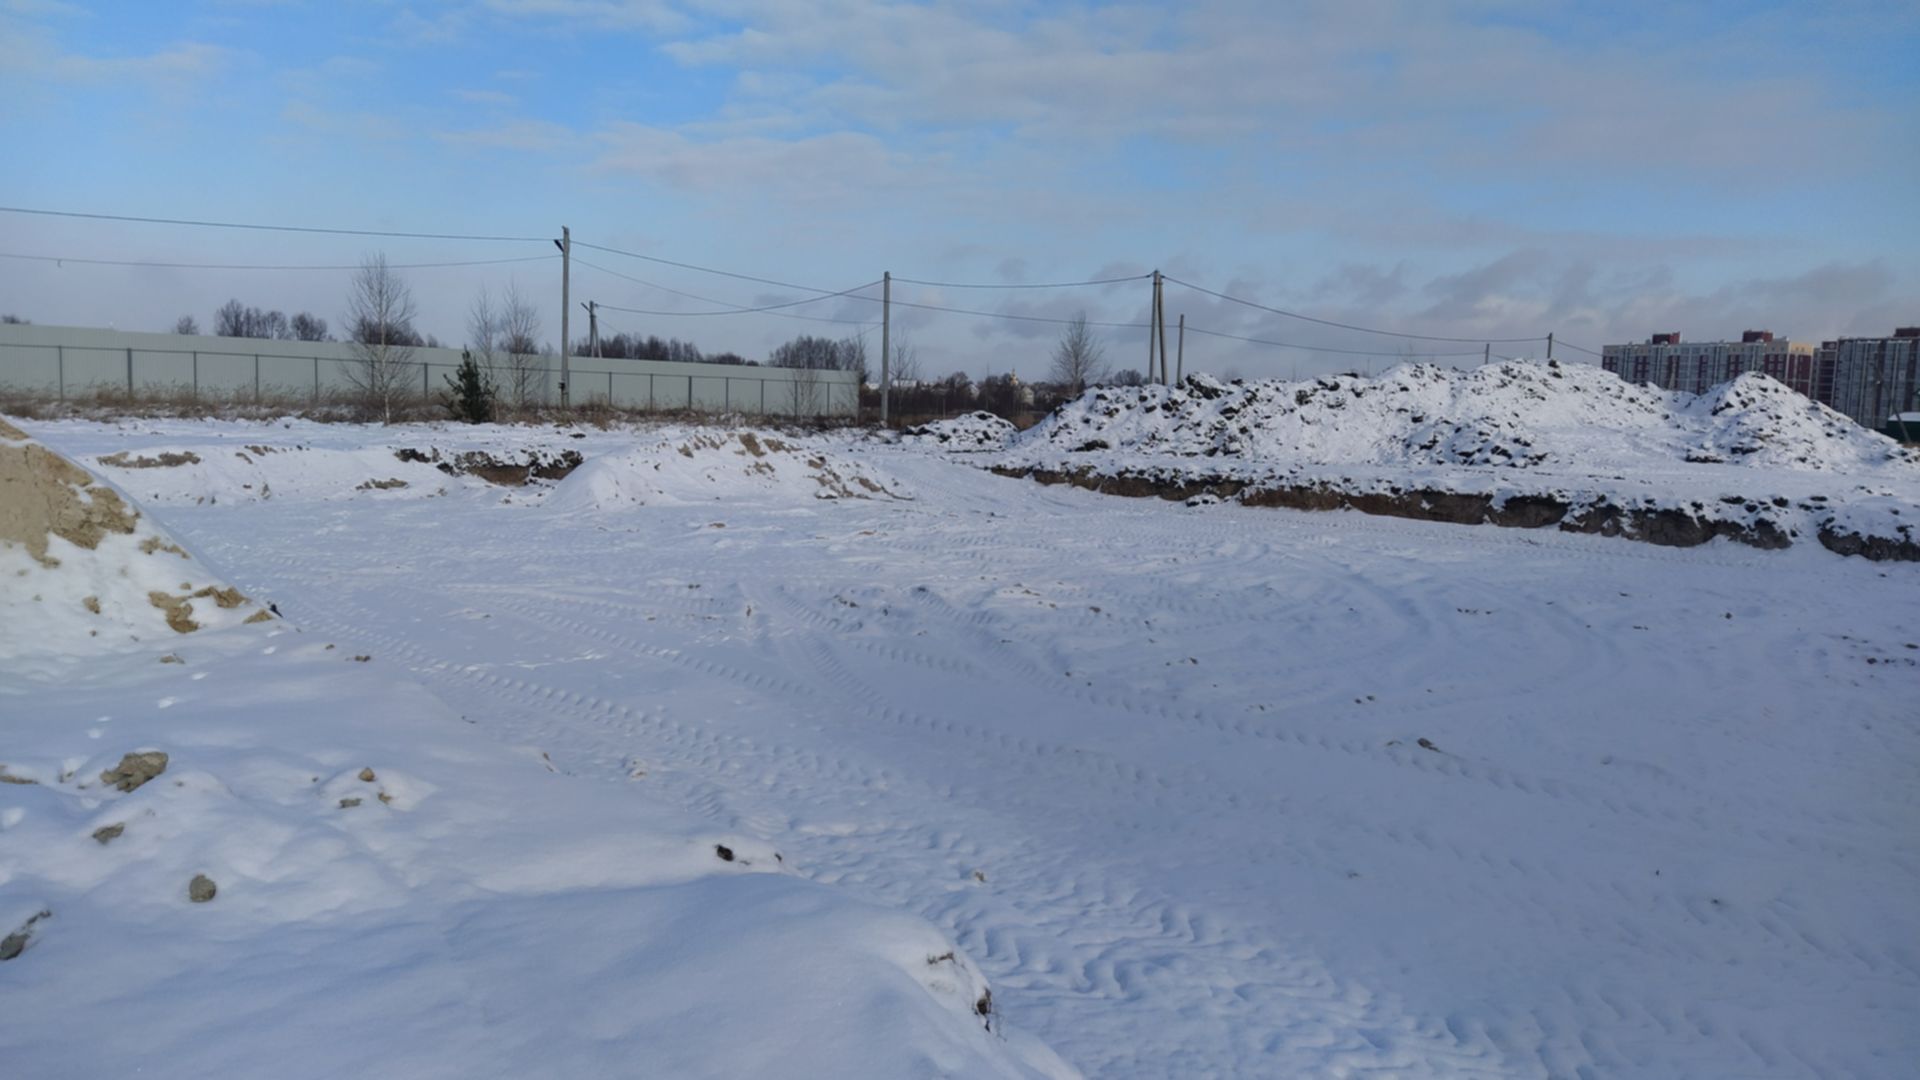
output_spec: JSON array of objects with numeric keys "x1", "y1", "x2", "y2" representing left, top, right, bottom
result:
[
  {"x1": 1601, "y1": 331, "x2": 1817, "y2": 396},
  {"x1": 1819, "y1": 328, "x2": 1920, "y2": 429}
]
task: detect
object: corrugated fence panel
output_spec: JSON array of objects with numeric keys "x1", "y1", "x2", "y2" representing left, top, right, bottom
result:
[{"x1": 2, "y1": 323, "x2": 860, "y2": 416}]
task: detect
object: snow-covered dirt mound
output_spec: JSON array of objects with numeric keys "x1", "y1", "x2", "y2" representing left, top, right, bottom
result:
[
  {"x1": 1680, "y1": 374, "x2": 1907, "y2": 470},
  {"x1": 0, "y1": 418, "x2": 277, "y2": 667},
  {"x1": 546, "y1": 429, "x2": 912, "y2": 512},
  {"x1": 987, "y1": 363, "x2": 1920, "y2": 558},
  {"x1": 1025, "y1": 363, "x2": 1914, "y2": 473},
  {"x1": 902, "y1": 411, "x2": 1019, "y2": 452},
  {"x1": 0, "y1": 416, "x2": 1068, "y2": 1080},
  {"x1": 82, "y1": 440, "x2": 585, "y2": 506}
]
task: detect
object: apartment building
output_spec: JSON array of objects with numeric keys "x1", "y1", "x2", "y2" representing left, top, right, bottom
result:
[
  {"x1": 1600, "y1": 331, "x2": 1817, "y2": 396},
  {"x1": 1819, "y1": 328, "x2": 1920, "y2": 429}
]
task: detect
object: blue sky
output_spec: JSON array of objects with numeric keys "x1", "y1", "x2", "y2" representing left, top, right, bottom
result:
[{"x1": 3, "y1": 0, "x2": 1916, "y2": 380}]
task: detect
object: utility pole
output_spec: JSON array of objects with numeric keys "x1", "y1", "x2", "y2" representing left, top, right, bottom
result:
[
  {"x1": 583, "y1": 300, "x2": 599, "y2": 359},
  {"x1": 1147, "y1": 274, "x2": 1158, "y2": 381},
  {"x1": 1176, "y1": 314, "x2": 1185, "y2": 384},
  {"x1": 557, "y1": 225, "x2": 571, "y2": 408},
  {"x1": 1153, "y1": 270, "x2": 1168, "y2": 385},
  {"x1": 880, "y1": 270, "x2": 891, "y2": 427},
  {"x1": 1547, "y1": 332, "x2": 1554, "y2": 363},
  {"x1": 1484, "y1": 343, "x2": 1491, "y2": 366}
]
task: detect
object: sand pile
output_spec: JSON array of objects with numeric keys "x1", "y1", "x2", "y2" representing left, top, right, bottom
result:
[{"x1": 0, "y1": 417, "x2": 274, "y2": 664}]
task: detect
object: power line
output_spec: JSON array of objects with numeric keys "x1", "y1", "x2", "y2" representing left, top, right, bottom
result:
[
  {"x1": 0, "y1": 251, "x2": 558, "y2": 272},
  {"x1": 890, "y1": 296, "x2": 1149, "y2": 329},
  {"x1": 1556, "y1": 338, "x2": 1603, "y2": 357},
  {"x1": 572, "y1": 258, "x2": 876, "y2": 326},
  {"x1": 1183, "y1": 324, "x2": 1488, "y2": 358},
  {"x1": 598, "y1": 278, "x2": 880, "y2": 318},
  {"x1": 0, "y1": 205, "x2": 548, "y2": 244},
  {"x1": 891, "y1": 272, "x2": 1151, "y2": 290},
  {"x1": 580, "y1": 256, "x2": 1142, "y2": 331},
  {"x1": 1164, "y1": 275, "x2": 1545, "y2": 344},
  {"x1": 572, "y1": 240, "x2": 848, "y2": 298}
]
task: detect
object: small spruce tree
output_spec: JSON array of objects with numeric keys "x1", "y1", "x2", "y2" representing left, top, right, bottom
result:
[{"x1": 443, "y1": 349, "x2": 497, "y2": 424}]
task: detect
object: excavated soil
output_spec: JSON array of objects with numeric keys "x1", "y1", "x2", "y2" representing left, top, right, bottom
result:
[
  {"x1": 1, "y1": 420, "x2": 140, "y2": 567},
  {"x1": 394, "y1": 447, "x2": 584, "y2": 486},
  {"x1": 989, "y1": 466, "x2": 1857, "y2": 557}
]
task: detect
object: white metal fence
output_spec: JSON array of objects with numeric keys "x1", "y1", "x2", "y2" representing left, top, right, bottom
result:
[{"x1": 0, "y1": 322, "x2": 860, "y2": 417}]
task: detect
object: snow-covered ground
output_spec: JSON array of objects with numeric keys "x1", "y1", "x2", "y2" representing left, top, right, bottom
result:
[{"x1": 6, "y1": 413, "x2": 1918, "y2": 1078}]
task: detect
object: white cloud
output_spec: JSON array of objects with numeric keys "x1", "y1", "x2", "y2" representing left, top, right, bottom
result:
[
  {"x1": 592, "y1": 121, "x2": 937, "y2": 202},
  {"x1": 453, "y1": 87, "x2": 519, "y2": 106},
  {"x1": 481, "y1": 0, "x2": 686, "y2": 32},
  {"x1": 437, "y1": 119, "x2": 580, "y2": 152}
]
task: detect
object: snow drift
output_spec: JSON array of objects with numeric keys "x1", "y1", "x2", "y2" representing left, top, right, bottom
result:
[{"x1": 0, "y1": 417, "x2": 1068, "y2": 1080}]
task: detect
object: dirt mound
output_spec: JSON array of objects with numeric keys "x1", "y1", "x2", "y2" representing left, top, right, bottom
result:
[
  {"x1": 0, "y1": 416, "x2": 275, "y2": 659},
  {"x1": 394, "y1": 447, "x2": 584, "y2": 486},
  {"x1": 1023, "y1": 362, "x2": 1915, "y2": 474},
  {"x1": 547, "y1": 430, "x2": 911, "y2": 511},
  {"x1": 902, "y1": 412, "x2": 1018, "y2": 451},
  {"x1": 982, "y1": 364, "x2": 1920, "y2": 560},
  {"x1": 1, "y1": 424, "x2": 140, "y2": 568}
]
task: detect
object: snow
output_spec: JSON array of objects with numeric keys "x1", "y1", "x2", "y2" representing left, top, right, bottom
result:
[
  {"x1": 6, "y1": 411, "x2": 1917, "y2": 1078},
  {"x1": 993, "y1": 363, "x2": 1920, "y2": 557},
  {"x1": 901, "y1": 411, "x2": 1020, "y2": 452},
  {"x1": 1022, "y1": 364, "x2": 1915, "y2": 474},
  {"x1": 546, "y1": 429, "x2": 912, "y2": 512},
  {"x1": 0, "y1": 422, "x2": 1068, "y2": 1080}
]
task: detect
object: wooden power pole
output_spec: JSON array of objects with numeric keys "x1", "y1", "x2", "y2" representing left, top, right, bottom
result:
[{"x1": 583, "y1": 300, "x2": 599, "y2": 359}]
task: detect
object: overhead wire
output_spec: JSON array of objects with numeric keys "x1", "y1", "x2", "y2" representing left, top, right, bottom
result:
[
  {"x1": 0, "y1": 205, "x2": 549, "y2": 244},
  {"x1": 883, "y1": 294, "x2": 1148, "y2": 330},
  {"x1": 1164, "y1": 274, "x2": 1545, "y2": 344},
  {"x1": 1182, "y1": 324, "x2": 1490, "y2": 358},
  {"x1": 572, "y1": 258, "x2": 876, "y2": 327},
  {"x1": 0, "y1": 251, "x2": 558, "y2": 272},
  {"x1": 599, "y1": 279, "x2": 880, "y2": 318},
  {"x1": 891, "y1": 272, "x2": 1151, "y2": 290},
  {"x1": 572, "y1": 240, "x2": 848, "y2": 298},
  {"x1": 4, "y1": 205, "x2": 1586, "y2": 357}
]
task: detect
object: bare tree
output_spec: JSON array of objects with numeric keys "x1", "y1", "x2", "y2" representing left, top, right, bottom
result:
[
  {"x1": 467, "y1": 286, "x2": 503, "y2": 394},
  {"x1": 0, "y1": 315, "x2": 27, "y2": 325},
  {"x1": 173, "y1": 315, "x2": 199, "y2": 335},
  {"x1": 290, "y1": 312, "x2": 330, "y2": 341},
  {"x1": 214, "y1": 300, "x2": 250, "y2": 338},
  {"x1": 770, "y1": 334, "x2": 842, "y2": 371},
  {"x1": 214, "y1": 300, "x2": 297, "y2": 340},
  {"x1": 1049, "y1": 313, "x2": 1107, "y2": 396},
  {"x1": 888, "y1": 333, "x2": 921, "y2": 386},
  {"x1": 786, "y1": 366, "x2": 824, "y2": 418},
  {"x1": 343, "y1": 253, "x2": 419, "y2": 423},
  {"x1": 837, "y1": 333, "x2": 870, "y2": 388},
  {"x1": 498, "y1": 281, "x2": 544, "y2": 410}
]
